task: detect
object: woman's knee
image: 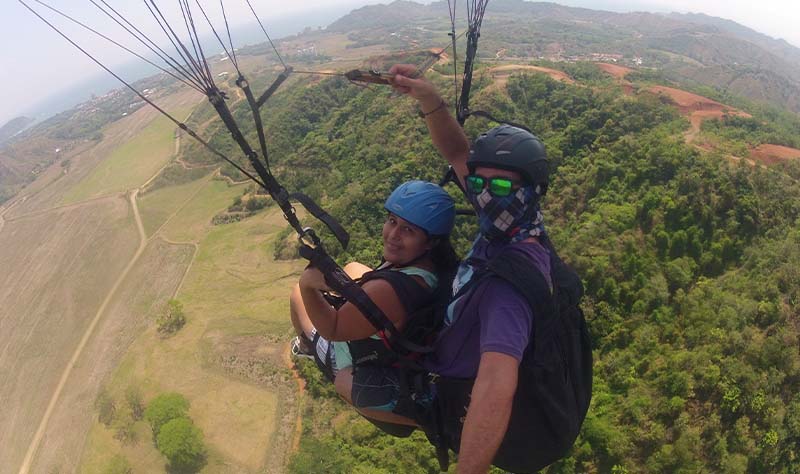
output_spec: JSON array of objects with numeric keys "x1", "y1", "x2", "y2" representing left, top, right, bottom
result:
[{"x1": 343, "y1": 262, "x2": 371, "y2": 279}]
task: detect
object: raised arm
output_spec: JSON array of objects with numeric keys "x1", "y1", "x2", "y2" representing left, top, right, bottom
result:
[{"x1": 389, "y1": 64, "x2": 470, "y2": 188}]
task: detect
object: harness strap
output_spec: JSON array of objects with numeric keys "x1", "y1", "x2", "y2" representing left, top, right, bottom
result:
[
  {"x1": 311, "y1": 331, "x2": 335, "y2": 383},
  {"x1": 289, "y1": 192, "x2": 349, "y2": 249},
  {"x1": 256, "y1": 67, "x2": 293, "y2": 107},
  {"x1": 486, "y1": 250, "x2": 557, "y2": 352}
]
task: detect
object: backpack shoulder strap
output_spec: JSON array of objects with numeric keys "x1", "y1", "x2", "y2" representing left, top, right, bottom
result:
[
  {"x1": 360, "y1": 269, "x2": 433, "y2": 316},
  {"x1": 485, "y1": 248, "x2": 556, "y2": 345}
]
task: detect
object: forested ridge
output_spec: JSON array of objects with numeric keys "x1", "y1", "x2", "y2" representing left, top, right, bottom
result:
[{"x1": 173, "y1": 60, "x2": 800, "y2": 473}]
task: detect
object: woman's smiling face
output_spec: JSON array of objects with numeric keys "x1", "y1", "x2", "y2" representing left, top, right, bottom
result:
[{"x1": 382, "y1": 213, "x2": 431, "y2": 265}]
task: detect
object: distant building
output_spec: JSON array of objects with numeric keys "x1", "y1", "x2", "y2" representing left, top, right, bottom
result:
[
  {"x1": 590, "y1": 52, "x2": 624, "y2": 62},
  {"x1": 295, "y1": 45, "x2": 317, "y2": 56}
]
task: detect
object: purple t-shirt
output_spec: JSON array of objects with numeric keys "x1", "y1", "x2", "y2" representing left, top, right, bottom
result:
[{"x1": 424, "y1": 238, "x2": 551, "y2": 378}]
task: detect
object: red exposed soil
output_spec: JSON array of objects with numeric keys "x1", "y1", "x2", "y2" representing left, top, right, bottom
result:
[
  {"x1": 749, "y1": 144, "x2": 800, "y2": 165},
  {"x1": 646, "y1": 85, "x2": 751, "y2": 144},
  {"x1": 648, "y1": 86, "x2": 740, "y2": 114},
  {"x1": 596, "y1": 62, "x2": 633, "y2": 79},
  {"x1": 490, "y1": 65, "x2": 575, "y2": 84},
  {"x1": 621, "y1": 83, "x2": 635, "y2": 95},
  {"x1": 596, "y1": 63, "x2": 636, "y2": 95}
]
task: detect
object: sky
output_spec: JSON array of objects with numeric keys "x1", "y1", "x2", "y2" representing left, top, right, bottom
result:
[{"x1": 2, "y1": 0, "x2": 799, "y2": 127}]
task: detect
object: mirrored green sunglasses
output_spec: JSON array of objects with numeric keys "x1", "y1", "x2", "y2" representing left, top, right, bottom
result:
[{"x1": 465, "y1": 174, "x2": 518, "y2": 197}]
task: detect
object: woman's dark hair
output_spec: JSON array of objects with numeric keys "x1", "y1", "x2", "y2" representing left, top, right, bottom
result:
[{"x1": 429, "y1": 235, "x2": 460, "y2": 277}]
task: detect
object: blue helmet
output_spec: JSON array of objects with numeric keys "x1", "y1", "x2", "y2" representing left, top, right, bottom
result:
[{"x1": 384, "y1": 180, "x2": 455, "y2": 236}]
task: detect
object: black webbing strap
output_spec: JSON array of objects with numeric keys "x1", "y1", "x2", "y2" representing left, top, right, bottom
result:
[
  {"x1": 311, "y1": 331, "x2": 336, "y2": 383},
  {"x1": 209, "y1": 87, "x2": 340, "y2": 252},
  {"x1": 257, "y1": 67, "x2": 293, "y2": 107},
  {"x1": 229, "y1": 71, "x2": 349, "y2": 250},
  {"x1": 456, "y1": 29, "x2": 479, "y2": 126},
  {"x1": 430, "y1": 393, "x2": 451, "y2": 472},
  {"x1": 289, "y1": 192, "x2": 349, "y2": 249},
  {"x1": 486, "y1": 248, "x2": 557, "y2": 355},
  {"x1": 208, "y1": 74, "x2": 409, "y2": 354}
]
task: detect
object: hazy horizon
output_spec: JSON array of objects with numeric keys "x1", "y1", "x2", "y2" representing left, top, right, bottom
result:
[{"x1": 3, "y1": 0, "x2": 800, "y2": 127}]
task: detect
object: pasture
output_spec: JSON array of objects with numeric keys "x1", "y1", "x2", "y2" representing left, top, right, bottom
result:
[
  {"x1": 61, "y1": 106, "x2": 194, "y2": 205},
  {"x1": 0, "y1": 195, "x2": 139, "y2": 472},
  {"x1": 79, "y1": 178, "x2": 306, "y2": 473}
]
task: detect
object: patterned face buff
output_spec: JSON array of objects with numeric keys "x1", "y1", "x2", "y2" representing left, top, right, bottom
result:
[{"x1": 470, "y1": 185, "x2": 536, "y2": 240}]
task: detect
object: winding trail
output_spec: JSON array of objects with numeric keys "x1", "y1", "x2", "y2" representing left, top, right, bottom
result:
[
  {"x1": 16, "y1": 120, "x2": 193, "y2": 474},
  {"x1": 283, "y1": 342, "x2": 307, "y2": 454},
  {"x1": 17, "y1": 190, "x2": 148, "y2": 474},
  {"x1": 0, "y1": 205, "x2": 9, "y2": 235}
]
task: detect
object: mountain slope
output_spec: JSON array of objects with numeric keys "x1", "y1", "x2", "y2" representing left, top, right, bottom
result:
[
  {"x1": 0, "y1": 117, "x2": 34, "y2": 145},
  {"x1": 326, "y1": 0, "x2": 800, "y2": 114}
]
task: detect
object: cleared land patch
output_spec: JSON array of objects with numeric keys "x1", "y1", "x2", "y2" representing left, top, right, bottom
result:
[
  {"x1": 645, "y1": 85, "x2": 751, "y2": 144},
  {"x1": 79, "y1": 194, "x2": 306, "y2": 472},
  {"x1": 490, "y1": 64, "x2": 575, "y2": 85},
  {"x1": 30, "y1": 237, "x2": 194, "y2": 474},
  {"x1": 160, "y1": 178, "x2": 246, "y2": 243},
  {"x1": 0, "y1": 195, "x2": 139, "y2": 472},
  {"x1": 749, "y1": 144, "x2": 800, "y2": 165},
  {"x1": 9, "y1": 91, "x2": 200, "y2": 217},
  {"x1": 596, "y1": 62, "x2": 633, "y2": 79}
]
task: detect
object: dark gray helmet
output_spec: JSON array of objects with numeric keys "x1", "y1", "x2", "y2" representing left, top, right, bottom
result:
[{"x1": 467, "y1": 125, "x2": 549, "y2": 194}]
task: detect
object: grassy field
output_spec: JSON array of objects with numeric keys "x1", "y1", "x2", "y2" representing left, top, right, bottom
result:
[
  {"x1": 79, "y1": 178, "x2": 306, "y2": 473},
  {"x1": 138, "y1": 172, "x2": 216, "y2": 237},
  {"x1": 31, "y1": 237, "x2": 195, "y2": 474},
  {"x1": 61, "y1": 106, "x2": 193, "y2": 205},
  {"x1": 160, "y1": 178, "x2": 245, "y2": 243},
  {"x1": 0, "y1": 195, "x2": 140, "y2": 472}
]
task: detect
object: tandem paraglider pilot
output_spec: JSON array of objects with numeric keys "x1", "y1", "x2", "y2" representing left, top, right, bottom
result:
[{"x1": 355, "y1": 64, "x2": 594, "y2": 474}]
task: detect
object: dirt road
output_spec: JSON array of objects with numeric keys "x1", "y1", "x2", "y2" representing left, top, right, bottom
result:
[
  {"x1": 17, "y1": 190, "x2": 147, "y2": 474},
  {"x1": 16, "y1": 121, "x2": 189, "y2": 474}
]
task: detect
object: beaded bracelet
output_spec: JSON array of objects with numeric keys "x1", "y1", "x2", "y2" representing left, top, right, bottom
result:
[{"x1": 420, "y1": 99, "x2": 447, "y2": 117}]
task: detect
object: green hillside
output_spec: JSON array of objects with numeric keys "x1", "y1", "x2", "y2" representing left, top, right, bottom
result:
[
  {"x1": 5, "y1": 2, "x2": 800, "y2": 472},
  {"x1": 163, "y1": 48, "x2": 800, "y2": 471},
  {"x1": 327, "y1": 0, "x2": 800, "y2": 115}
]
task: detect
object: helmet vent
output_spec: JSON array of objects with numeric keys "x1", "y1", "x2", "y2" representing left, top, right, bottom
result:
[{"x1": 496, "y1": 150, "x2": 511, "y2": 155}]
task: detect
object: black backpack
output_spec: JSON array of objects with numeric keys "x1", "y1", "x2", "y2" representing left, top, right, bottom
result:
[{"x1": 431, "y1": 242, "x2": 593, "y2": 473}]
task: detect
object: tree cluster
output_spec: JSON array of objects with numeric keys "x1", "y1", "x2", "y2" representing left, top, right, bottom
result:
[
  {"x1": 157, "y1": 299, "x2": 186, "y2": 336},
  {"x1": 144, "y1": 392, "x2": 206, "y2": 473}
]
